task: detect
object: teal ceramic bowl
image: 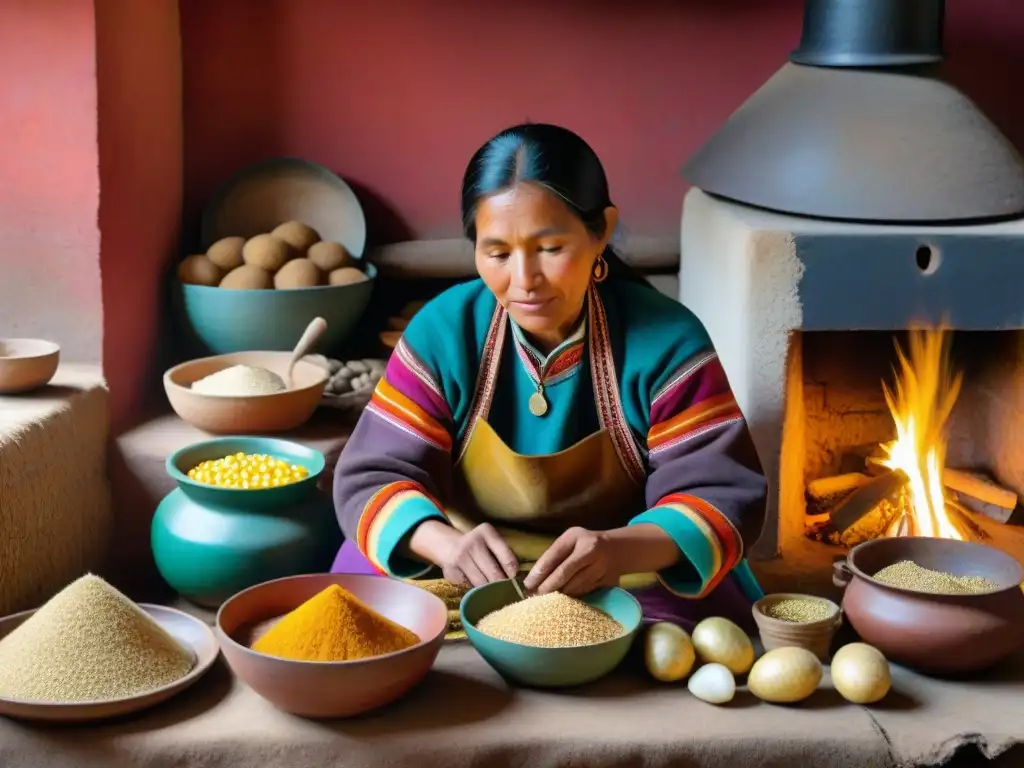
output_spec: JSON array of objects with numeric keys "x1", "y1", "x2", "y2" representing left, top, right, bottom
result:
[
  {"x1": 461, "y1": 582, "x2": 643, "y2": 688},
  {"x1": 151, "y1": 436, "x2": 340, "y2": 607},
  {"x1": 175, "y1": 264, "x2": 376, "y2": 356},
  {"x1": 164, "y1": 436, "x2": 325, "y2": 507}
]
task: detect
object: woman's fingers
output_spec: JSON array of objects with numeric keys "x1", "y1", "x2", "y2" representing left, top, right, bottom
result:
[
  {"x1": 471, "y1": 543, "x2": 508, "y2": 583},
  {"x1": 479, "y1": 525, "x2": 520, "y2": 579},
  {"x1": 535, "y1": 549, "x2": 590, "y2": 595},
  {"x1": 523, "y1": 534, "x2": 576, "y2": 591},
  {"x1": 443, "y1": 564, "x2": 469, "y2": 587},
  {"x1": 560, "y1": 562, "x2": 604, "y2": 597},
  {"x1": 459, "y1": 558, "x2": 488, "y2": 587}
]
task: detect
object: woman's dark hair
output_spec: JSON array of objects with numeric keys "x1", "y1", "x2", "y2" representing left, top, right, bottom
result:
[{"x1": 461, "y1": 123, "x2": 648, "y2": 285}]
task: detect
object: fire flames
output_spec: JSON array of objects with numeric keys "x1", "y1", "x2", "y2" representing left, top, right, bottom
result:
[{"x1": 878, "y1": 328, "x2": 964, "y2": 540}]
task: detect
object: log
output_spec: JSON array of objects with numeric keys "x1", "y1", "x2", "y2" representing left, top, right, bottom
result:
[
  {"x1": 864, "y1": 448, "x2": 889, "y2": 476},
  {"x1": 838, "y1": 444, "x2": 882, "y2": 475},
  {"x1": 827, "y1": 469, "x2": 909, "y2": 533},
  {"x1": 945, "y1": 499, "x2": 991, "y2": 541},
  {"x1": 943, "y1": 469, "x2": 1017, "y2": 523},
  {"x1": 805, "y1": 472, "x2": 873, "y2": 517},
  {"x1": 808, "y1": 472, "x2": 872, "y2": 500}
]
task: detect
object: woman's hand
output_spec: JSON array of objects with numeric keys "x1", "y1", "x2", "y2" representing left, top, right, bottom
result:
[
  {"x1": 523, "y1": 527, "x2": 620, "y2": 597},
  {"x1": 523, "y1": 524, "x2": 683, "y2": 597},
  {"x1": 408, "y1": 520, "x2": 519, "y2": 587}
]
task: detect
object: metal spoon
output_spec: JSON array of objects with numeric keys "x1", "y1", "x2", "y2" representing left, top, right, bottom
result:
[{"x1": 287, "y1": 317, "x2": 328, "y2": 388}]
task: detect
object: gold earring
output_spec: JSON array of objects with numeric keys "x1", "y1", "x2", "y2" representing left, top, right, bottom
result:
[{"x1": 592, "y1": 254, "x2": 609, "y2": 283}]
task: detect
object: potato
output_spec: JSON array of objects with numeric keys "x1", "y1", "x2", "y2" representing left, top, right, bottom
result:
[
  {"x1": 747, "y1": 647, "x2": 822, "y2": 704},
  {"x1": 644, "y1": 622, "x2": 695, "y2": 682},
  {"x1": 307, "y1": 240, "x2": 351, "y2": 272},
  {"x1": 830, "y1": 643, "x2": 891, "y2": 705},
  {"x1": 205, "y1": 236, "x2": 245, "y2": 270},
  {"x1": 242, "y1": 234, "x2": 292, "y2": 272},
  {"x1": 691, "y1": 617, "x2": 755, "y2": 676},
  {"x1": 274, "y1": 258, "x2": 323, "y2": 289},
  {"x1": 219, "y1": 264, "x2": 273, "y2": 290},
  {"x1": 328, "y1": 266, "x2": 367, "y2": 286},
  {"x1": 271, "y1": 220, "x2": 321, "y2": 252},
  {"x1": 177, "y1": 254, "x2": 224, "y2": 286}
]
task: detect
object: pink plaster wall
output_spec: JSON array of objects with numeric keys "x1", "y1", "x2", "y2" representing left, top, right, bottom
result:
[
  {"x1": 0, "y1": 0, "x2": 102, "y2": 361},
  {"x1": 178, "y1": 0, "x2": 1024, "y2": 243},
  {"x1": 3, "y1": 0, "x2": 1024, "y2": 433},
  {"x1": 96, "y1": 0, "x2": 183, "y2": 434}
]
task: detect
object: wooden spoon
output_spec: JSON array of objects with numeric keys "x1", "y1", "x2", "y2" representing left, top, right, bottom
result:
[{"x1": 287, "y1": 317, "x2": 328, "y2": 388}]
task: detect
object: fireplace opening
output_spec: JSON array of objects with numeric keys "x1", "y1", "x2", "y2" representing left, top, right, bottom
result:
[{"x1": 777, "y1": 328, "x2": 1024, "y2": 576}]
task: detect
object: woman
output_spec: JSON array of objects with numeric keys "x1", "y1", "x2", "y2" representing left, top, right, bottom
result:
[{"x1": 332, "y1": 123, "x2": 767, "y2": 629}]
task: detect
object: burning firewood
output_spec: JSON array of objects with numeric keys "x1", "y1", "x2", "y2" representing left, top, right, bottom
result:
[
  {"x1": 805, "y1": 472, "x2": 872, "y2": 517},
  {"x1": 945, "y1": 499, "x2": 991, "y2": 541},
  {"x1": 943, "y1": 469, "x2": 1018, "y2": 524},
  {"x1": 827, "y1": 469, "x2": 910, "y2": 534},
  {"x1": 804, "y1": 469, "x2": 909, "y2": 547},
  {"x1": 864, "y1": 448, "x2": 889, "y2": 477}
]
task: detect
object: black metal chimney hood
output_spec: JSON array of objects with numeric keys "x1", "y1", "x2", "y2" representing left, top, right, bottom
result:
[{"x1": 683, "y1": 0, "x2": 1024, "y2": 223}]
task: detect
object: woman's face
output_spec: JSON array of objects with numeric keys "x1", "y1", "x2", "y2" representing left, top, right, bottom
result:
[{"x1": 474, "y1": 183, "x2": 617, "y2": 351}]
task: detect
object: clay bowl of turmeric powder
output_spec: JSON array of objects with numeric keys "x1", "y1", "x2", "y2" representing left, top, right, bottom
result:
[
  {"x1": 216, "y1": 573, "x2": 447, "y2": 718},
  {"x1": 833, "y1": 536, "x2": 1024, "y2": 675}
]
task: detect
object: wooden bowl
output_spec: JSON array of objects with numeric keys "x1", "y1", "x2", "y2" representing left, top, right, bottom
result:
[
  {"x1": 834, "y1": 537, "x2": 1024, "y2": 673},
  {"x1": 752, "y1": 593, "x2": 842, "y2": 661},
  {"x1": 215, "y1": 574, "x2": 447, "y2": 718},
  {"x1": 0, "y1": 604, "x2": 218, "y2": 723},
  {"x1": 164, "y1": 351, "x2": 328, "y2": 434},
  {"x1": 0, "y1": 339, "x2": 60, "y2": 394}
]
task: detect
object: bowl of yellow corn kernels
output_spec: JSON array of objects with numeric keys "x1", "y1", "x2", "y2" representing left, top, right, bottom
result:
[{"x1": 151, "y1": 437, "x2": 340, "y2": 607}]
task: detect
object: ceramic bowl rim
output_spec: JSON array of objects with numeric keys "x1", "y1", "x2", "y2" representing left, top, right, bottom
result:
[
  {"x1": 176, "y1": 262, "x2": 377, "y2": 293},
  {"x1": 0, "y1": 603, "x2": 217, "y2": 707},
  {"x1": 199, "y1": 156, "x2": 368, "y2": 258},
  {"x1": 847, "y1": 536, "x2": 1024, "y2": 597},
  {"x1": 163, "y1": 352, "x2": 328, "y2": 399},
  {"x1": 460, "y1": 583, "x2": 644, "y2": 654},
  {"x1": 0, "y1": 339, "x2": 61, "y2": 360},
  {"x1": 214, "y1": 573, "x2": 448, "y2": 668},
  {"x1": 752, "y1": 592, "x2": 842, "y2": 630},
  {"x1": 164, "y1": 436, "x2": 326, "y2": 489}
]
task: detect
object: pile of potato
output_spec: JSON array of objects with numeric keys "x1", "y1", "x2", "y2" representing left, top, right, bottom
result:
[{"x1": 177, "y1": 220, "x2": 368, "y2": 290}]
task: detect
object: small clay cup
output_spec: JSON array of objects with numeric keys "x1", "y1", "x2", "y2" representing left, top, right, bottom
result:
[
  {"x1": 752, "y1": 593, "x2": 842, "y2": 661},
  {"x1": 834, "y1": 537, "x2": 1024, "y2": 674},
  {"x1": 0, "y1": 339, "x2": 60, "y2": 394}
]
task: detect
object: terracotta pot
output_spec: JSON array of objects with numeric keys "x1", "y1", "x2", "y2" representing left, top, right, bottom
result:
[
  {"x1": 752, "y1": 593, "x2": 842, "y2": 661},
  {"x1": 163, "y1": 351, "x2": 328, "y2": 434},
  {"x1": 833, "y1": 537, "x2": 1024, "y2": 674},
  {"x1": 216, "y1": 574, "x2": 447, "y2": 718}
]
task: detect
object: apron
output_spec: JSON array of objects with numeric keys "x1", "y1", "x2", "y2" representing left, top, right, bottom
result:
[{"x1": 333, "y1": 287, "x2": 760, "y2": 633}]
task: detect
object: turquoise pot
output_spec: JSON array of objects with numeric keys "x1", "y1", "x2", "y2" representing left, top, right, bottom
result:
[
  {"x1": 152, "y1": 436, "x2": 342, "y2": 608},
  {"x1": 461, "y1": 582, "x2": 643, "y2": 688}
]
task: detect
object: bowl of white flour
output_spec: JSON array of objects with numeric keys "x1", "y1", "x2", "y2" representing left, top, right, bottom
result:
[{"x1": 164, "y1": 352, "x2": 329, "y2": 434}]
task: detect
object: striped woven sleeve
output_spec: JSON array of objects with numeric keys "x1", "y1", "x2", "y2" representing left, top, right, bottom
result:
[
  {"x1": 629, "y1": 348, "x2": 767, "y2": 599},
  {"x1": 333, "y1": 336, "x2": 455, "y2": 578}
]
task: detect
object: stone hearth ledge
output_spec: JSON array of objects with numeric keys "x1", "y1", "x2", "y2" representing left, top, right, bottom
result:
[
  {"x1": 0, "y1": 364, "x2": 113, "y2": 615},
  {"x1": 0, "y1": 630, "x2": 1020, "y2": 767}
]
